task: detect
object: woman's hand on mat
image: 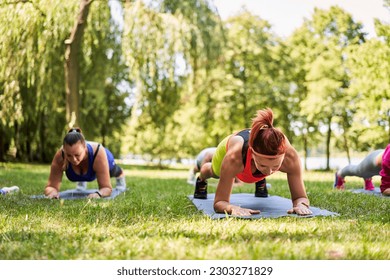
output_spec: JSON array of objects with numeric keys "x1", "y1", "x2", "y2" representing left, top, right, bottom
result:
[
  {"x1": 87, "y1": 188, "x2": 111, "y2": 199},
  {"x1": 87, "y1": 193, "x2": 101, "y2": 199},
  {"x1": 231, "y1": 206, "x2": 260, "y2": 216},
  {"x1": 287, "y1": 203, "x2": 312, "y2": 216},
  {"x1": 44, "y1": 186, "x2": 59, "y2": 199}
]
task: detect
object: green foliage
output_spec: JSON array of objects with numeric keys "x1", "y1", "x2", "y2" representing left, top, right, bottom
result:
[
  {"x1": 1, "y1": 1, "x2": 389, "y2": 163},
  {"x1": 346, "y1": 38, "x2": 390, "y2": 147},
  {"x1": 222, "y1": 10, "x2": 280, "y2": 128},
  {"x1": 0, "y1": 0, "x2": 77, "y2": 161},
  {"x1": 288, "y1": 6, "x2": 368, "y2": 167},
  {"x1": 0, "y1": 0, "x2": 128, "y2": 162},
  {"x1": 121, "y1": 0, "x2": 225, "y2": 160},
  {"x1": 79, "y1": 1, "x2": 131, "y2": 155},
  {"x1": 122, "y1": 0, "x2": 186, "y2": 160}
]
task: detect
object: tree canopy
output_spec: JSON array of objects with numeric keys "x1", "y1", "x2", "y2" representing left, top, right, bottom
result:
[{"x1": 0, "y1": 0, "x2": 389, "y2": 169}]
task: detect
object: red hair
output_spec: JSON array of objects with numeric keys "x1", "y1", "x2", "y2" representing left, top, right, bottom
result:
[{"x1": 249, "y1": 108, "x2": 287, "y2": 155}]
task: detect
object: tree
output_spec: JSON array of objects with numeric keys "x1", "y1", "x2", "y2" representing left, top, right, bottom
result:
[
  {"x1": 122, "y1": 0, "x2": 187, "y2": 162},
  {"x1": 291, "y1": 6, "x2": 366, "y2": 169},
  {"x1": 222, "y1": 10, "x2": 278, "y2": 128},
  {"x1": 0, "y1": 0, "x2": 130, "y2": 162},
  {"x1": 65, "y1": 0, "x2": 93, "y2": 128},
  {"x1": 122, "y1": 0, "x2": 225, "y2": 161},
  {"x1": 0, "y1": 0, "x2": 76, "y2": 161},
  {"x1": 346, "y1": 35, "x2": 390, "y2": 146}
]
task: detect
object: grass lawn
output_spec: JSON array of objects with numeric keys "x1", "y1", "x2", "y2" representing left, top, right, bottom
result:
[{"x1": 0, "y1": 162, "x2": 389, "y2": 260}]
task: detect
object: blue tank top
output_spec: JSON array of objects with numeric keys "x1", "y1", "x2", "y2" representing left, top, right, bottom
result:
[{"x1": 65, "y1": 142, "x2": 116, "y2": 182}]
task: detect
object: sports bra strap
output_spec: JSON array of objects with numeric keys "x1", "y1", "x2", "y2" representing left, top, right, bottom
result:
[{"x1": 92, "y1": 144, "x2": 101, "y2": 166}]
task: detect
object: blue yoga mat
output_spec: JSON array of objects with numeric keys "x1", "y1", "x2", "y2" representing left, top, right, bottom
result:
[
  {"x1": 350, "y1": 187, "x2": 388, "y2": 197},
  {"x1": 188, "y1": 193, "x2": 339, "y2": 219},
  {"x1": 31, "y1": 187, "x2": 126, "y2": 200}
]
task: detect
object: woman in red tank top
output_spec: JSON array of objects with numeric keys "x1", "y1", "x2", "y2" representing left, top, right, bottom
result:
[{"x1": 194, "y1": 108, "x2": 312, "y2": 217}]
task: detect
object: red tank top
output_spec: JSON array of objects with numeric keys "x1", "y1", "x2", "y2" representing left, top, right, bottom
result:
[
  {"x1": 226, "y1": 131, "x2": 266, "y2": 183},
  {"x1": 236, "y1": 147, "x2": 266, "y2": 183}
]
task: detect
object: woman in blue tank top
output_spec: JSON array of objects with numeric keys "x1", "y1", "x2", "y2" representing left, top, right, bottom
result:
[{"x1": 44, "y1": 128, "x2": 126, "y2": 199}]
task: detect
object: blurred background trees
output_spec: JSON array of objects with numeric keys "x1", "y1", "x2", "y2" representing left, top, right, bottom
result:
[{"x1": 0, "y1": 0, "x2": 389, "y2": 169}]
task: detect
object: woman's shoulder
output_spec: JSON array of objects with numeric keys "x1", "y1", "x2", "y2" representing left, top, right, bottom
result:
[
  {"x1": 86, "y1": 141, "x2": 101, "y2": 147},
  {"x1": 52, "y1": 148, "x2": 65, "y2": 167},
  {"x1": 280, "y1": 145, "x2": 301, "y2": 172},
  {"x1": 229, "y1": 134, "x2": 245, "y2": 146},
  {"x1": 225, "y1": 136, "x2": 245, "y2": 166},
  {"x1": 86, "y1": 141, "x2": 104, "y2": 151},
  {"x1": 285, "y1": 143, "x2": 299, "y2": 158}
]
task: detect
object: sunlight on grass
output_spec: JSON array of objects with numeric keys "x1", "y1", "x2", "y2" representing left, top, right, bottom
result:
[{"x1": 0, "y1": 163, "x2": 389, "y2": 260}]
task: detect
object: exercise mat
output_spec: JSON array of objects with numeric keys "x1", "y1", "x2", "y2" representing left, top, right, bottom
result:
[
  {"x1": 31, "y1": 187, "x2": 126, "y2": 200},
  {"x1": 188, "y1": 193, "x2": 338, "y2": 219},
  {"x1": 350, "y1": 187, "x2": 388, "y2": 197}
]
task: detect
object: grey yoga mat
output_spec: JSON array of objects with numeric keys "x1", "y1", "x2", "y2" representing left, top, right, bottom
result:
[
  {"x1": 188, "y1": 193, "x2": 339, "y2": 219},
  {"x1": 31, "y1": 187, "x2": 126, "y2": 200},
  {"x1": 350, "y1": 187, "x2": 388, "y2": 197}
]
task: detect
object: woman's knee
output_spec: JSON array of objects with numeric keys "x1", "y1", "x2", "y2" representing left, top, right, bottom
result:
[{"x1": 200, "y1": 162, "x2": 213, "y2": 178}]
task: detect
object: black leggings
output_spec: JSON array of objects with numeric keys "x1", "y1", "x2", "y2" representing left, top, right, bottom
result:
[{"x1": 109, "y1": 165, "x2": 123, "y2": 177}]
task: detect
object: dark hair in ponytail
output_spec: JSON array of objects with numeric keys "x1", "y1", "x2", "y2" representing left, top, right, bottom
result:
[
  {"x1": 249, "y1": 108, "x2": 287, "y2": 155},
  {"x1": 63, "y1": 127, "x2": 85, "y2": 147}
]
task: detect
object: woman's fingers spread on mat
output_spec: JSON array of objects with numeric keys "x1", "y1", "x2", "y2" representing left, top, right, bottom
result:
[
  {"x1": 287, "y1": 205, "x2": 313, "y2": 216},
  {"x1": 231, "y1": 207, "x2": 260, "y2": 216},
  {"x1": 46, "y1": 192, "x2": 59, "y2": 199}
]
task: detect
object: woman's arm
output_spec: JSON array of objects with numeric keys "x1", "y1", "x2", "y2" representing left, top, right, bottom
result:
[
  {"x1": 44, "y1": 149, "x2": 64, "y2": 199},
  {"x1": 88, "y1": 145, "x2": 112, "y2": 198},
  {"x1": 214, "y1": 136, "x2": 260, "y2": 216},
  {"x1": 281, "y1": 146, "x2": 312, "y2": 215}
]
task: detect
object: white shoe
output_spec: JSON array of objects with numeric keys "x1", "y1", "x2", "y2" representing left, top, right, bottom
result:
[
  {"x1": 187, "y1": 179, "x2": 196, "y2": 186},
  {"x1": 116, "y1": 177, "x2": 127, "y2": 191},
  {"x1": 187, "y1": 169, "x2": 196, "y2": 185},
  {"x1": 1, "y1": 186, "x2": 20, "y2": 194},
  {"x1": 76, "y1": 182, "x2": 87, "y2": 190}
]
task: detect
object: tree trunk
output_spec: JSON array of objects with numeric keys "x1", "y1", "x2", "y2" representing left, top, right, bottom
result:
[
  {"x1": 64, "y1": 0, "x2": 93, "y2": 128},
  {"x1": 0, "y1": 126, "x2": 9, "y2": 161},
  {"x1": 326, "y1": 118, "x2": 332, "y2": 170},
  {"x1": 303, "y1": 132, "x2": 308, "y2": 171},
  {"x1": 343, "y1": 129, "x2": 351, "y2": 164}
]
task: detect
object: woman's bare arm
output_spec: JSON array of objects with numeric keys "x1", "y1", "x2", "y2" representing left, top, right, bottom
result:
[
  {"x1": 44, "y1": 149, "x2": 64, "y2": 198},
  {"x1": 88, "y1": 145, "x2": 112, "y2": 198}
]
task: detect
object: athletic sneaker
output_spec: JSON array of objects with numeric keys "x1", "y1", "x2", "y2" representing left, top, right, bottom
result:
[
  {"x1": 255, "y1": 179, "x2": 268, "y2": 197},
  {"x1": 187, "y1": 169, "x2": 196, "y2": 185},
  {"x1": 76, "y1": 181, "x2": 87, "y2": 190},
  {"x1": 364, "y1": 178, "x2": 375, "y2": 191},
  {"x1": 0, "y1": 186, "x2": 20, "y2": 195},
  {"x1": 334, "y1": 172, "x2": 345, "y2": 190},
  {"x1": 194, "y1": 177, "x2": 207, "y2": 199},
  {"x1": 116, "y1": 176, "x2": 127, "y2": 191}
]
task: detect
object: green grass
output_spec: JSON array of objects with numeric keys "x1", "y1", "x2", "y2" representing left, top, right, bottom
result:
[{"x1": 0, "y1": 162, "x2": 389, "y2": 260}]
